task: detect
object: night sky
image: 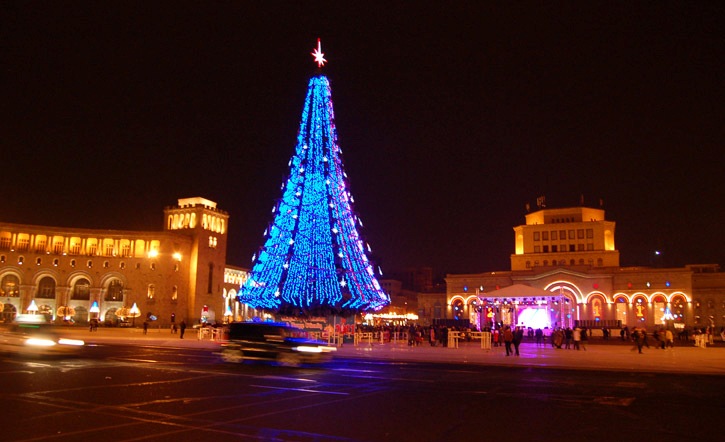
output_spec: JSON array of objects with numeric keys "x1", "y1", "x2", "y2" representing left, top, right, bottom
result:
[{"x1": 3, "y1": 2, "x2": 723, "y2": 278}]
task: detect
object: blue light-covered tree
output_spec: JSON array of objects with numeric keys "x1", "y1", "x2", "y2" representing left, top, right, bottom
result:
[{"x1": 238, "y1": 41, "x2": 389, "y2": 316}]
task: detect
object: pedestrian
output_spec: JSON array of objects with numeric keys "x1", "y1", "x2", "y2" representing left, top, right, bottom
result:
[
  {"x1": 665, "y1": 328, "x2": 674, "y2": 349},
  {"x1": 632, "y1": 327, "x2": 645, "y2": 354},
  {"x1": 535, "y1": 328, "x2": 543, "y2": 346},
  {"x1": 512, "y1": 326, "x2": 524, "y2": 356},
  {"x1": 564, "y1": 327, "x2": 573, "y2": 349},
  {"x1": 503, "y1": 326, "x2": 514, "y2": 356},
  {"x1": 580, "y1": 327, "x2": 588, "y2": 351},
  {"x1": 171, "y1": 323, "x2": 177, "y2": 334},
  {"x1": 179, "y1": 320, "x2": 186, "y2": 339},
  {"x1": 143, "y1": 320, "x2": 149, "y2": 335},
  {"x1": 572, "y1": 327, "x2": 581, "y2": 350}
]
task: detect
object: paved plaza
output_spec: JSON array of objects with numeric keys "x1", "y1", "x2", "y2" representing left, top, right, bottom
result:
[{"x1": 61, "y1": 326, "x2": 725, "y2": 375}]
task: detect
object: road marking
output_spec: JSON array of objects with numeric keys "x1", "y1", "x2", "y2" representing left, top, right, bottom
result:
[{"x1": 251, "y1": 384, "x2": 349, "y2": 395}]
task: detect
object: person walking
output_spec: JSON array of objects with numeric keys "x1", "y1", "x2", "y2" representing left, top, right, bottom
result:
[
  {"x1": 665, "y1": 328, "x2": 674, "y2": 349},
  {"x1": 143, "y1": 319, "x2": 149, "y2": 335},
  {"x1": 512, "y1": 326, "x2": 524, "y2": 356},
  {"x1": 179, "y1": 320, "x2": 186, "y2": 339},
  {"x1": 564, "y1": 327, "x2": 573, "y2": 349},
  {"x1": 580, "y1": 327, "x2": 588, "y2": 351},
  {"x1": 632, "y1": 327, "x2": 645, "y2": 353},
  {"x1": 572, "y1": 327, "x2": 581, "y2": 350},
  {"x1": 503, "y1": 326, "x2": 514, "y2": 356}
]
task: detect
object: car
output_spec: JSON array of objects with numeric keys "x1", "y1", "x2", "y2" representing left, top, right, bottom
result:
[
  {"x1": 0, "y1": 315, "x2": 85, "y2": 357},
  {"x1": 220, "y1": 322, "x2": 336, "y2": 367}
]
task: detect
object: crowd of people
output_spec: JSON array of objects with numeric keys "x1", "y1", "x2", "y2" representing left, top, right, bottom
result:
[{"x1": 354, "y1": 323, "x2": 723, "y2": 354}]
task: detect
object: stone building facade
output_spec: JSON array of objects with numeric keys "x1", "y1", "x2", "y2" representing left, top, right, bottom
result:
[
  {"x1": 0, "y1": 197, "x2": 251, "y2": 328},
  {"x1": 444, "y1": 206, "x2": 725, "y2": 332}
]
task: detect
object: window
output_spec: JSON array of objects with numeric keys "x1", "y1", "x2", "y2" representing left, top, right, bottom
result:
[
  {"x1": 543, "y1": 245, "x2": 549, "y2": 253},
  {"x1": 0, "y1": 255, "x2": 5, "y2": 263},
  {"x1": 586, "y1": 229, "x2": 593, "y2": 238},
  {"x1": 71, "y1": 259, "x2": 76, "y2": 268},
  {"x1": 52, "y1": 241, "x2": 63, "y2": 254},
  {"x1": 577, "y1": 244, "x2": 585, "y2": 251},
  {"x1": 577, "y1": 229, "x2": 584, "y2": 239},
  {"x1": 121, "y1": 244, "x2": 131, "y2": 258},
  {"x1": 105, "y1": 280, "x2": 124, "y2": 302},
  {"x1": 35, "y1": 239, "x2": 47, "y2": 253},
  {"x1": 104, "y1": 243, "x2": 114, "y2": 256},
  {"x1": 171, "y1": 285, "x2": 178, "y2": 301},
  {"x1": 542, "y1": 231, "x2": 549, "y2": 241},
  {"x1": 120, "y1": 262, "x2": 126, "y2": 269},
  {"x1": 37, "y1": 277, "x2": 56, "y2": 298},
  {"x1": 87, "y1": 260, "x2": 93, "y2": 268},
  {"x1": 533, "y1": 232, "x2": 540, "y2": 241},
  {"x1": 552, "y1": 245, "x2": 558, "y2": 252},
  {"x1": 1, "y1": 275, "x2": 20, "y2": 297},
  {"x1": 72, "y1": 278, "x2": 91, "y2": 300},
  {"x1": 534, "y1": 246, "x2": 541, "y2": 253},
  {"x1": 0, "y1": 237, "x2": 10, "y2": 250},
  {"x1": 53, "y1": 259, "x2": 59, "y2": 266},
  {"x1": 568, "y1": 230, "x2": 575, "y2": 239},
  {"x1": 36, "y1": 258, "x2": 42, "y2": 265},
  {"x1": 87, "y1": 243, "x2": 97, "y2": 256},
  {"x1": 17, "y1": 238, "x2": 30, "y2": 252},
  {"x1": 103, "y1": 261, "x2": 110, "y2": 268},
  {"x1": 559, "y1": 230, "x2": 566, "y2": 239},
  {"x1": 587, "y1": 243, "x2": 594, "y2": 251},
  {"x1": 551, "y1": 231, "x2": 558, "y2": 240},
  {"x1": 150, "y1": 262, "x2": 156, "y2": 271},
  {"x1": 570, "y1": 245, "x2": 576, "y2": 252},
  {"x1": 147, "y1": 284, "x2": 155, "y2": 299}
]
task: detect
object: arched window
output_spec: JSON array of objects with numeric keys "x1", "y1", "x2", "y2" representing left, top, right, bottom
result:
[
  {"x1": 72, "y1": 278, "x2": 91, "y2": 300},
  {"x1": 105, "y1": 280, "x2": 124, "y2": 302},
  {"x1": 452, "y1": 299, "x2": 464, "y2": 320},
  {"x1": 0, "y1": 275, "x2": 20, "y2": 297},
  {"x1": 37, "y1": 277, "x2": 56, "y2": 298},
  {"x1": 147, "y1": 284, "x2": 155, "y2": 300}
]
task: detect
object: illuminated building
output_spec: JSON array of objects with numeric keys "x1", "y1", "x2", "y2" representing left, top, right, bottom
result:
[
  {"x1": 444, "y1": 205, "x2": 725, "y2": 331},
  {"x1": 0, "y1": 197, "x2": 252, "y2": 327}
]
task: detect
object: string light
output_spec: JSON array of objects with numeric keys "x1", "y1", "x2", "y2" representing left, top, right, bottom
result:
[{"x1": 238, "y1": 73, "x2": 389, "y2": 312}]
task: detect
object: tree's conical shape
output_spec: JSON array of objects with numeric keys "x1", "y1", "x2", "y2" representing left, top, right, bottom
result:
[{"x1": 238, "y1": 74, "x2": 390, "y2": 314}]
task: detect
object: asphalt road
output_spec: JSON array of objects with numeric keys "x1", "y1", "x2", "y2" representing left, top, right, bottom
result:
[{"x1": 1, "y1": 342, "x2": 723, "y2": 442}]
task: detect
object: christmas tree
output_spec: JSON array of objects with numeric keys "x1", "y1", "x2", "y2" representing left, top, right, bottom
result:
[{"x1": 238, "y1": 40, "x2": 390, "y2": 315}]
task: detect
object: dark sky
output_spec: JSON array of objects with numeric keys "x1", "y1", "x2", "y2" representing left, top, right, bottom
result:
[{"x1": 2, "y1": 2, "x2": 724, "y2": 277}]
